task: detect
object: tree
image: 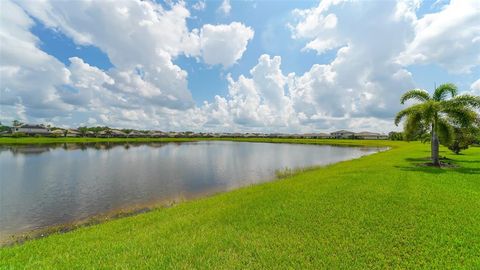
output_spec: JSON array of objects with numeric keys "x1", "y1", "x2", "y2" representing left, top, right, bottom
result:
[
  {"x1": 0, "y1": 122, "x2": 10, "y2": 133},
  {"x1": 395, "y1": 83, "x2": 480, "y2": 166},
  {"x1": 78, "y1": 126, "x2": 88, "y2": 137},
  {"x1": 12, "y1": 120, "x2": 23, "y2": 127},
  {"x1": 388, "y1": 131, "x2": 404, "y2": 141},
  {"x1": 447, "y1": 126, "x2": 479, "y2": 154},
  {"x1": 104, "y1": 129, "x2": 113, "y2": 138}
]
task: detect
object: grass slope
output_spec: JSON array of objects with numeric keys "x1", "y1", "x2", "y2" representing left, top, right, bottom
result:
[{"x1": 1, "y1": 140, "x2": 479, "y2": 269}]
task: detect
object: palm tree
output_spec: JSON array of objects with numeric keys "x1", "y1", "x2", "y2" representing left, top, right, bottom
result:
[
  {"x1": 78, "y1": 127, "x2": 88, "y2": 137},
  {"x1": 395, "y1": 83, "x2": 480, "y2": 166},
  {"x1": 12, "y1": 120, "x2": 23, "y2": 127},
  {"x1": 104, "y1": 129, "x2": 113, "y2": 138}
]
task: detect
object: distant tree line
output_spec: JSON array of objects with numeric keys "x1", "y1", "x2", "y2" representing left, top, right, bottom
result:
[{"x1": 388, "y1": 132, "x2": 404, "y2": 141}]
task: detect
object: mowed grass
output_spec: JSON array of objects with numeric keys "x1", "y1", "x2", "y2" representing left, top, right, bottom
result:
[{"x1": 1, "y1": 140, "x2": 479, "y2": 269}]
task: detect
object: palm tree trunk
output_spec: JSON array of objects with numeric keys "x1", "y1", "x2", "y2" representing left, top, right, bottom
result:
[{"x1": 431, "y1": 124, "x2": 440, "y2": 166}]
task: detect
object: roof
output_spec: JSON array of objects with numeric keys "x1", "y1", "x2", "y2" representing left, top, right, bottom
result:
[
  {"x1": 51, "y1": 129, "x2": 65, "y2": 134},
  {"x1": 111, "y1": 130, "x2": 126, "y2": 135},
  {"x1": 18, "y1": 124, "x2": 48, "y2": 129},
  {"x1": 355, "y1": 131, "x2": 381, "y2": 136},
  {"x1": 331, "y1": 130, "x2": 354, "y2": 134},
  {"x1": 303, "y1": 133, "x2": 330, "y2": 136},
  {"x1": 128, "y1": 131, "x2": 144, "y2": 135},
  {"x1": 67, "y1": 129, "x2": 80, "y2": 134}
]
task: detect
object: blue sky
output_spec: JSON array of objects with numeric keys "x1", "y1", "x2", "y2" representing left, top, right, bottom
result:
[
  {"x1": 1, "y1": 0, "x2": 479, "y2": 132},
  {"x1": 31, "y1": 0, "x2": 335, "y2": 105},
  {"x1": 29, "y1": 0, "x2": 479, "y2": 105}
]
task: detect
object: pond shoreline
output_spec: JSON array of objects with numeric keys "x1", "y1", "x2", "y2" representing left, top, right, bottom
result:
[
  {"x1": 1, "y1": 197, "x2": 181, "y2": 247},
  {"x1": 3, "y1": 141, "x2": 479, "y2": 268},
  {"x1": 0, "y1": 139, "x2": 389, "y2": 246}
]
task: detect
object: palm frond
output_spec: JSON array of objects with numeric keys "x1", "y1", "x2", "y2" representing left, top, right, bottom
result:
[
  {"x1": 404, "y1": 112, "x2": 427, "y2": 141},
  {"x1": 400, "y1": 89, "x2": 430, "y2": 104},
  {"x1": 394, "y1": 103, "x2": 425, "y2": 126},
  {"x1": 420, "y1": 133, "x2": 431, "y2": 143},
  {"x1": 442, "y1": 107, "x2": 478, "y2": 128},
  {"x1": 437, "y1": 118, "x2": 453, "y2": 144},
  {"x1": 423, "y1": 100, "x2": 440, "y2": 123},
  {"x1": 444, "y1": 94, "x2": 480, "y2": 109},
  {"x1": 433, "y1": 83, "x2": 457, "y2": 101}
]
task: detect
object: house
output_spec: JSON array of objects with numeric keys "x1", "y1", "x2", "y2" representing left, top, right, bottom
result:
[
  {"x1": 50, "y1": 129, "x2": 65, "y2": 136},
  {"x1": 98, "y1": 130, "x2": 108, "y2": 137},
  {"x1": 302, "y1": 133, "x2": 331, "y2": 139},
  {"x1": 12, "y1": 124, "x2": 51, "y2": 135},
  {"x1": 354, "y1": 131, "x2": 388, "y2": 140},
  {"x1": 272, "y1": 133, "x2": 291, "y2": 138},
  {"x1": 66, "y1": 129, "x2": 80, "y2": 137},
  {"x1": 330, "y1": 130, "x2": 355, "y2": 139},
  {"x1": 149, "y1": 131, "x2": 167, "y2": 137},
  {"x1": 111, "y1": 130, "x2": 126, "y2": 137},
  {"x1": 127, "y1": 131, "x2": 144, "y2": 137},
  {"x1": 269, "y1": 133, "x2": 285, "y2": 138},
  {"x1": 166, "y1": 132, "x2": 185, "y2": 137},
  {"x1": 243, "y1": 133, "x2": 256, "y2": 138},
  {"x1": 98, "y1": 129, "x2": 126, "y2": 137},
  {"x1": 156, "y1": 131, "x2": 168, "y2": 137}
]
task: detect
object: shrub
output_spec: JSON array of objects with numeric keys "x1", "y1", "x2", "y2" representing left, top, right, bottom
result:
[
  {"x1": 446, "y1": 127, "x2": 478, "y2": 154},
  {"x1": 11, "y1": 132, "x2": 26, "y2": 138},
  {"x1": 388, "y1": 132, "x2": 403, "y2": 141}
]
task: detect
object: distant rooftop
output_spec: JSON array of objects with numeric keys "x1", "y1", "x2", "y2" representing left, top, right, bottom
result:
[
  {"x1": 331, "y1": 130, "x2": 354, "y2": 133},
  {"x1": 18, "y1": 124, "x2": 48, "y2": 129}
]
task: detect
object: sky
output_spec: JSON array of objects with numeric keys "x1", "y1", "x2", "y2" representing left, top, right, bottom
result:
[{"x1": 0, "y1": 0, "x2": 479, "y2": 133}]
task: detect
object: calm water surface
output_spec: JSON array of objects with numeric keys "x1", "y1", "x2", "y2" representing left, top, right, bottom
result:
[{"x1": 0, "y1": 141, "x2": 385, "y2": 239}]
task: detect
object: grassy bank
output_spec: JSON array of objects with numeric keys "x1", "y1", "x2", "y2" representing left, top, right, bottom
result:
[{"x1": 1, "y1": 140, "x2": 479, "y2": 268}]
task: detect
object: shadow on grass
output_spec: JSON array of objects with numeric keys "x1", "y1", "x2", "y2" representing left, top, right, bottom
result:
[
  {"x1": 452, "y1": 167, "x2": 480, "y2": 175},
  {"x1": 395, "y1": 165, "x2": 447, "y2": 174},
  {"x1": 450, "y1": 159, "x2": 480, "y2": 163},
  {"x1": 395, "y1": 157, "x2": 480, "y2": 175}
]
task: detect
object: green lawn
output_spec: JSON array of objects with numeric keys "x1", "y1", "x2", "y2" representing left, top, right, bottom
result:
[{"x1": 1, "y1": 139, "x2": 479, "y2": 269}]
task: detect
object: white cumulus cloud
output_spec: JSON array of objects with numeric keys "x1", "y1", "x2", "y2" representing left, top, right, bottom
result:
[
  {"x1": 199, "y1": 22, "x2": 254, "y2": 67},
  {"x1": 289, "y1": 0, "x2": 416, "y2": 126},
  {"x1": 218, "y1": 0, "x2": 231, "y2": 16},
  {"x1": 397, "y1": 0, "x2": 480, "y2": 73},
  {"x1": 1, "y1": 0, "x2": 255, "y2": 128},
  {"x1": 0, "y1": 0, "x2": 72, "y2": 122},
  {"x1": 2, "y1": 0, "x2": 478, "y2": 133},
  {"x1": 470, "y1": 78, "x2": 480, "y2": 95},
  {"x1": 192, "y1": 1, "x2": 206, "y2": 11}
]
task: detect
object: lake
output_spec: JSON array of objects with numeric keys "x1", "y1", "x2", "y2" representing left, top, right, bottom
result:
[{"x1": 0, "y1": 141, "x2": 386, "y2": 240}]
